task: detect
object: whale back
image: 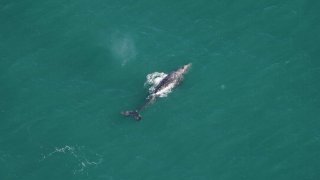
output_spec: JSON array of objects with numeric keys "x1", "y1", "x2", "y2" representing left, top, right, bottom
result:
[{"x1": 153, "y1": 72, "x2": 175, "y2": 94}]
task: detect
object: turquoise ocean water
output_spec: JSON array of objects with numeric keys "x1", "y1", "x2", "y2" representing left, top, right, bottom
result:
[{"x1": 1, "y1": 0, "x2": 320, "y2": 179}]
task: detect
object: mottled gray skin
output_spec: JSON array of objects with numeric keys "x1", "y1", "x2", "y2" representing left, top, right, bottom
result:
[{"x1": 121, "y1": 63, "x2": 191, "y2": 121}]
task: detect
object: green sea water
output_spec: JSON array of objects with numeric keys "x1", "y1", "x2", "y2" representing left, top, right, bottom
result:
[{"x1": 1, "y1": 0, "x2": 320, "y2": 179}]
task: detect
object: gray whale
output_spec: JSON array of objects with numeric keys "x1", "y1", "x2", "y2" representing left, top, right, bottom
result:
[{"x1": 121, "y1": 63, "x2": 191, "y2": 121}]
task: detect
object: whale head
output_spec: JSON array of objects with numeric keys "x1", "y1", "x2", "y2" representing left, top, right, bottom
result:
[{"x1": 176, "y1": 63, "x2": 192, "y2": 76}]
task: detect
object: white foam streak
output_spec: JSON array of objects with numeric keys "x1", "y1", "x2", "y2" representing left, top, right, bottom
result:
[
  {"x1": 40, "y1": 145, "x2": 103, "y2": 175},
  {"x1": 144, "y1": 72, "x2": 167, "y2": 93},
  {"x1": 144, "y1": 72, "x2": 175, "y2": 97}
]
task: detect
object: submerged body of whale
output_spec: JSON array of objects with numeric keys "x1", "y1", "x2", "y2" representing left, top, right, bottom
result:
[{"x1": 121, "y1": 63, "x2": 192, "y2": 121}]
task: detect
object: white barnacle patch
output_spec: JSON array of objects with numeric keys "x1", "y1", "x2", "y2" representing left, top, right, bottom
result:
[{"x1": 155, "y1": 81, "x2": 176, "y2": 97}]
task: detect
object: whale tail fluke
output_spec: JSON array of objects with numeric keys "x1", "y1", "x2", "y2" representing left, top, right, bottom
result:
[{"x1": 121, "y1": 110, "x2": 142, "y2": 121}]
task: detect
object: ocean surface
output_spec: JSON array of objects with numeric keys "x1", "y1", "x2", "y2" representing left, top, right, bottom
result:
[{"x1": 1, "y1": 0, "x2": 320, "y2": 179}]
